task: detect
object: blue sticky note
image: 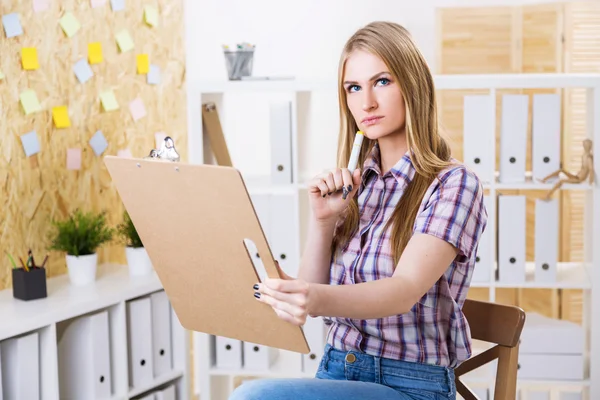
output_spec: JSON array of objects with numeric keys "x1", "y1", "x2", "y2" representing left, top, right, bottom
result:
[
  {"x1": 110, "y1": 0, "x2": 125, "y2": 11},
  {"x1": 3, "y1": 13, "x2": 23, "y2": 38},
  {"x1": 73, "y1": 59, "x2": 93, "y2": 83},
  {"x1": 89, "y1": 130, "x2": 108, "y2": 156},
  {"x1": 21, "y1": 131, "x2": 40, "y2": 157},
  {"x1": 147, "y1": 64, "x2": 161, "y2": 85}
]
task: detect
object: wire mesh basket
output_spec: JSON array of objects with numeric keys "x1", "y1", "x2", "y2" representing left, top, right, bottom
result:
[{"x1": 223, "y1": 45, "x2": 255, "y2": 80}]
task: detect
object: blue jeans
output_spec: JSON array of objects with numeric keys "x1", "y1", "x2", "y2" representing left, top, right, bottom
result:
[{"x1": 229, "y1": 344, "x2": 456, "y2": 399}]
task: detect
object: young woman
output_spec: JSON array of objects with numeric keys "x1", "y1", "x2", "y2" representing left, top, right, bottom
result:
[{"x1": 230, "y1": 21, "x2": 487, "y2": 400}]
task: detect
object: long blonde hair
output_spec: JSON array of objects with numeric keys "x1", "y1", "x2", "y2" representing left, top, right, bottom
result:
[{"x1": 332, "y1": 21, "x2": 452, "y2": 265}]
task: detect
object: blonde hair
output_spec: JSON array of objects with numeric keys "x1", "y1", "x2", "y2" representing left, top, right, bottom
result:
[{"x1": 332, "y1": 21, "x2": 452, "y2": 265}]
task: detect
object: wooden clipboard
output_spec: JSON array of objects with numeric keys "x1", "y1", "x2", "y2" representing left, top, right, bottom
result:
[{"x1": 104, "y1": 155, "x2": 310, "y2": 354}]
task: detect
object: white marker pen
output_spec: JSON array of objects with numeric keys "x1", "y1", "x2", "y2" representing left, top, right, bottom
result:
[{"x1": 342, "y1": 130, "x2": 364, "y2": 199}]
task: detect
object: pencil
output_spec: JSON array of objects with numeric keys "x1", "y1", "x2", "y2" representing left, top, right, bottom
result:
[
  {"x1": 41, "y1": 254, "x2": 49, "y2": 268},
  {"x1": 5, "y1": 252, "x2": 17, "y2": 269}
]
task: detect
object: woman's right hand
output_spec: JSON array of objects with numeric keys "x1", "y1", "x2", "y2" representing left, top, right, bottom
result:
[{"x1": 307, "y1": 167, "x2": 361, "y2": 224}]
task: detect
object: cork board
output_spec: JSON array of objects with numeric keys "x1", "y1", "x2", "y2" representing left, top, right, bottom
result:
[
  {"x1": 0, "y1": 0, "x2": 187, "y2": 290},
  {"x1": 104, "y1": 155, "x2": 310, "y2": 353}
]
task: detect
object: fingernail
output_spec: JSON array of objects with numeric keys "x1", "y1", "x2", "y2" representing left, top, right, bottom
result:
[
  {"x1": 253, "y1": 284, "x2": 259, "y2": 290},
  {"x1": 328, "y1": 192, "x2": 332, "y2": 196},
  {"x1": 254, "y1": 292, "x2": 261, "y2": 299},
  {"x1": 342, "y1": 187, "x2": 348, "y2": 200},
  {"x1": 347, "y1": 185, "x2": 353, "y2": 192},
  {"x1": 322, "y1": 194, "x2": 326, "y2": 198}
]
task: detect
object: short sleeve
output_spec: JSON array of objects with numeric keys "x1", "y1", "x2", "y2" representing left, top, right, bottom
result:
[{"x1": 413, "y1": 166, "x2": 487, "y2": 260}]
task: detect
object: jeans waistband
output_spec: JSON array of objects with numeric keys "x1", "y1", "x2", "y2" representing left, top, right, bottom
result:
[{"x1": 322, "y1": 344, "x2": 453, "y2": 386}]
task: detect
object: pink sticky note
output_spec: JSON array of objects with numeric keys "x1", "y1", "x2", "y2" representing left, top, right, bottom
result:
[
  {"x1": 33, "y1": 0, "x2": 49, "y2": 12},
  {"x1": 91, "y1": 0, "x2": 106, "y2": 8},
  {"x1": 67, "y1": 148, "x2": 81, "y2": 170},
  {"x1": 155, "y1": 132, "x2": 167, "y2": 148},
  {"x1": 117, "y1": 148, "x2": 133, "y2": 158},
  {"x1": 129, "y1": 97, "x2": 147, "y2": 122}
]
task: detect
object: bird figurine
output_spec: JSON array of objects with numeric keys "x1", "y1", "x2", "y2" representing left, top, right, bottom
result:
[{"x1": 157, "y1": 136, "x2": 180, "y2": 162}]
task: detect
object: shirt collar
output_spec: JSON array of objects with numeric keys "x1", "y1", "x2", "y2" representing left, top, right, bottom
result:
[{"x1": 361, "y1": 142, "x2": 414, "y2": 188}]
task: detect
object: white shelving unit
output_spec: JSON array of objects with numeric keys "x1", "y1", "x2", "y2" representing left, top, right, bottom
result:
[
  {"x1": 0, "y1": 263, "x2": 190, "y2": 400},
  {"x1": 189, "y1": 73, "x2": 600, "y2": 400}
]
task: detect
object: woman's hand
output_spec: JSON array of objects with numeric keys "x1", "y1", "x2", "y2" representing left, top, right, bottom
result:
[
  {"x1": 308, "y1": 167, "x2": 361, "y2": 224},
  {"x1": 253, "y1": 262, "x2": 317, "y2": 326}
]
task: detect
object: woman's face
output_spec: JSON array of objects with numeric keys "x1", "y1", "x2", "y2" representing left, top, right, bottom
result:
[{"x1": 343, "y1": 49, "x2": 406, "y2": 140}]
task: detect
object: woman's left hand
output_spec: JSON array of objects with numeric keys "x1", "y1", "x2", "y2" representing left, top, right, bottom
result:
[{"x1": 253, "y1": 272, "x2": 315, "y2": 326}]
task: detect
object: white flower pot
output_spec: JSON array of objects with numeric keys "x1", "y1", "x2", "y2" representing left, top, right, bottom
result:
[
  {"x1": 126, "y1": 246, "x2": 153, "y2": 277},
  {"x1": 66, "y1": 253, "x2": 98, "y2": 286}
]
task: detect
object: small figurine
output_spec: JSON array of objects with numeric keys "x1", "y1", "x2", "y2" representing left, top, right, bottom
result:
[
  {"x1": 143, "y1": 136, "x2": 180, "y2": 162},
  {"x1": 540, "y1": 139, "x2": 594, "y2": 200}
]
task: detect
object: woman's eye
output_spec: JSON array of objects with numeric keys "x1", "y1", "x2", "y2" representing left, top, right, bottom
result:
[
  {"x1": 376, "y1": 78, "x2": 390, "y2": 86},
  {"x1": 347, "y1": 85, "x2": 360, "y2": 93}
]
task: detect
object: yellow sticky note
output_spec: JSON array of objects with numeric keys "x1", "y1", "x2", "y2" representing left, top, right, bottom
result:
[
  {"x1": 144, "y1": 6, "x2": 158, "y2": 27},
  {"x1": 52, "y1": 106, "x2": 71, "y2": 128},
  {"x1": 88, "y1": 42, "x2": 103, "y2": 64},
  {"x1": 116, "y1": 30, "x2": 134, "y2": 53},
  {"x1": 100, "y1": 90, "x2": 119, "y2": 111},
  {"x1": 59, "y1": 12, "x2": 81, "y2": 38},
  {"x1": 22, "y1": 48, "x2": 40, "y2": 70},
  {"x1": 20, "y1": 90, "x2": 42, "y2": 115},
  {"x1": 136, "y1": 54, "x2": 149, "y2": 74},
  {"x1": 0, "y1": 70, "x2": 4, "y2": 80}
]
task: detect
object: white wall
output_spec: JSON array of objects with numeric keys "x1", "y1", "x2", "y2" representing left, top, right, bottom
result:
[{"x1": 183, "y1": 0, "x2": 571, "y2": 180}]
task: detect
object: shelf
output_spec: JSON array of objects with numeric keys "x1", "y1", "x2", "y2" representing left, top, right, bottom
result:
[
  {"x1": 195, "y1": 78, "x2": 334, "y2": 94},
  {"x1": 472, "y1": 262, "x2": 591, "y2": 289},
  {"x1": 0, "y1": 263, "x2": 163, "y2": 341},
  {"x1": 127, "y1": 369, "x2": 183, "y2": 398},
  {"x1": 209, "y1": 352, "x2": 313, "y2": 379},
  {"x1": 488, "y1": 181, "x2": 593, "y2": 191}
]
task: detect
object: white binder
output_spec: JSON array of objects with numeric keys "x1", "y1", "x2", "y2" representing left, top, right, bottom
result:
[
  {"x1": 499, "y1": 95, "x2": 528, "y2": 183},
  {"x1": 151, "y1": 291, "x2": 173, "y2": 377},
  {"x1": 215, "y1": 336, "x2": 243, "y2": 369},
  {"x1": 269, "y1": 101, "x2": 293, "y2": 185},
  {"x1": 269, "y1": 193, "x2": 299, "y2": 276},
  {"x1": 472, "y1": 195, "x2": 492, "y2": 283},
  {"x1": 498, "y1": 195, "x2": 526, "y2": 283},
  {"x1": 532, "y1": 94, "x2": 561, "y2": 182},
  {"x1": 127, "y1": 297, "x2": 155, "y2": 388},
  {"x1": 155, "y1": 384, "x2": 176, "y2": 400},
  {"x1": 243, "y1": 342, "x2": 279, "y2": 371},
  {"x1": 517, "y1": 354, "x2": 584, "y2": 380},
  {"x1": 0, "y1": 331, "x2": 39, "y2": 400},
  {"x1": 302, "y1": 316, "x2": 326, "y2": 374},
  {"x1": 57, "y1": 310, "x2": 112, "y2": 399},
  {"x1": 463, "y1": 94, "x2": 494, "y2": 184},
  {"x1": 528, "y1": 391, "x2": 550, "y2": 400},
  {"x1": 534, "y1": 199, "x2": 559, "y2": 282}
]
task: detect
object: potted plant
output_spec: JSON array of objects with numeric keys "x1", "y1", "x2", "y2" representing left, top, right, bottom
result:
[
  {"x1": 48, "y1": 209, "x2": 114, "y2": 286},
  {"x1": 118, "y1": 210, "x2": 153, "y2": 276}
]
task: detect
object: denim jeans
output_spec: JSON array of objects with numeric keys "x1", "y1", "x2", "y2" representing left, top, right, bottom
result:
[{"x1": 229, "y1": 344, "x2": 456, "y2": 400}]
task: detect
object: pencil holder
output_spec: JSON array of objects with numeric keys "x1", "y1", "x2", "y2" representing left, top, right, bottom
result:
[
  {"x1": 223, "y1": 48, "x2": 254, "y2": 80},
  {"x1": 12, "y1": 267, "x2": 47, "y2": 301}
]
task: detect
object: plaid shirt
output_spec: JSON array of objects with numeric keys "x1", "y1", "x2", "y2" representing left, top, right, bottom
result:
[{"x1": 324, "y1": 143, "x2": 487, "y2": 368}]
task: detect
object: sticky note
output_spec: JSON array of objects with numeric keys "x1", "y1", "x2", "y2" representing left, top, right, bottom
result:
[
  {"x1": 33, "y1": 0, "x2": 50, "y2": 13},
  {"x1": 116, "y1": 30, "x2": 134, "y2": 53},
  {"x1": 100, "y1": 90, "x2": 119, "y2": 111},
  {"x1": 136, "y1": 54, "x2": 149, "y2": 74},
  {"x1": 89, "y1": 130, "x2": 108, "y2": 156},
  {"x1": 91, "y1": 0, "x2": 106, "y2": 8},
  {"x1": 110, "y1": 0, "x2": 125, "y2": 12},
  {"x1": 117, "y1": 148, "x2": 132, "y2": 158},
  {"x1": 155, "y1": 132, "x2": 167, "y2": 148},
  {"x1": 144, "y1": 6, "x2": 158, "y2": 27},
  {"x1": 88, "y1": 42, "x2": 103, "y2": 64},
  {"x1": 73, "y1": 59, "x2": 93, "y2": 83},
  {"x1": 66, "y1": 148, "x2": 81, "y2": 170},
  {"x1": 3, "y1": 13, "x2": 23, "y2": 38},
  {"x1": 129, "y1": 97, "x2": 146, "y2": 121},
  {"x1": 22, "y1": 48, "x2": 39, "y2": 70},
  {"x1": 147, "y1": 64, "x2": 161, "y2": 85},
  {"x1": 0, "y1": 70, "x2": 4, "y2": 80},
  {"x1": 20, "y1": 90, "x2": 42, "y2": 115},
  {"x1": 52, "y1": 106, "x2": 71, "y2": 128},
  {"x1": 21, "y1": 131, "x2": 40, "y2": 157},
  {"x1": 60, "y1": 13, "x2": 81, "y2": 38}
]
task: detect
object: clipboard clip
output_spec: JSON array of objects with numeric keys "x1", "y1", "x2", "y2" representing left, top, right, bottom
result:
[
  {"x1": 144, "y1": 136, "x2": 181, "y2": 162},
  {"x1": 203, "y1": 102, "x2": 216, "y2": 112}
]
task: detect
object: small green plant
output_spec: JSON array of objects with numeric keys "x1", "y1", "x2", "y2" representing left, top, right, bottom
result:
[
  {"x1": 118, "y1": 210, "x2": 143, "y2": 248},
  {"x1": 48, "y1": 209, "x2": 114, "y2": 256}
]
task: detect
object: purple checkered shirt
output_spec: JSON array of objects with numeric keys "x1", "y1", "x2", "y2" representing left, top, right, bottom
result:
[{"x1": 324, "y1": 143, "x2": 487, "y2": 368}]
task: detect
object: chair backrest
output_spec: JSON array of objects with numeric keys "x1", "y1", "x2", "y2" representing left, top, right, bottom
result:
[{"x1": 455, "y1": 299, "x2": 526, "y2": 400}]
